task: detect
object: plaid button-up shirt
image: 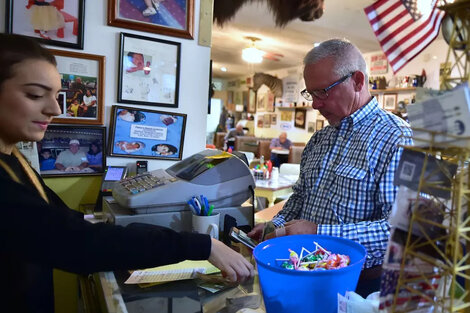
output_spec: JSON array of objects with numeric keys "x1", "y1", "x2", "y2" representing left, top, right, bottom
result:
[{"x1": 272, "y1": 97, "x2": 413, "y2": 268}]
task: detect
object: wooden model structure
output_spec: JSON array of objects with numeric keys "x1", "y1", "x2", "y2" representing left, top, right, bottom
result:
[
  {"x1": 391, "y1": 129, "x2": 470, "y2": 312},
  {"x1": 440, "y1": 0, "x2": 470, "y2": 90}
]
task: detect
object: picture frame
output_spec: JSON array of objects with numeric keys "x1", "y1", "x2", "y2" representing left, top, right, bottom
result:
[
  {"x1": 383, "y1": 93, "x2": 398, "y2": 111},
  {"x1": 308, "y1": 122, "x2": 315, "y2": 133},
  {"x1": 257, "y1": 91, "x2": 266, "y2": 112},
  {"x1": 37, "y1": 125, "x2": 106, "y2": 177},
  {"x1": 263, "y1": 114, "x2": 271, "y2": 128},
  {"x1": 50, "y1": 49, "x2": 105, "y2": 125},
  {"x1": 107, "y1": 0, "x2": 194, "y2": 39},
  {"x1": 271, "y1": 114, "x2": 277, "y2": 125},
  {"x1": 6, "y1": 0, "x2": 85, "y2": 49},
  {"x1": 294, "y1": 108, "x2": 306, "y2": 129},
  {"x1": 108, "y1": 105, "x2": 186, "y2": 160},
  {"x1": 247, "y1": 88, "x2": 256, "y2": 113},
  {"x1": 266, "y1": 90, "x2": 275, "y2": 113},
  {"x1": 315, "y1": 119, "x2": 325, "y2": 132},
  {"x1": 118, "y1": 33, "x2": 181, "y2": 108}
]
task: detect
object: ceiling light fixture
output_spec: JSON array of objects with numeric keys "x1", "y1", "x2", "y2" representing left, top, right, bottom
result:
[
  {"x1": 242, "y1": 36, "x2": 265, "y2": 63},
  {"x1": 221, "y1": 67, "x2": 227, "y2": 72}
]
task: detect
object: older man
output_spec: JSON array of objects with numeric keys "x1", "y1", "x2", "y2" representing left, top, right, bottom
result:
[
  {"x1": 224, "y1": 124, "x2": 245, "y2": 151},
  {"x1": 269, "y1": 132, "x2": 292, "y2": 167},
  {"x1": 248, "y1": 38, "x2": 412, "y2": 296},
  {"x1": 55, "y1": 139, "x2": 89, "y2": 172}
]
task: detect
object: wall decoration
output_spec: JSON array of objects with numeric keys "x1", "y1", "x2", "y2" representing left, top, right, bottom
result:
[
  {"x1": 118, "y1": 32, "x2": 181, "y2": 108},
  {"x1": 308, "y1": 122, "x2": 315, "y2": 133},
  {"x1": 263, "y1": 114, "x2": 271, "y2": 128},
  {"x1": 271, "y1": 114, "x2": 277, "y2": 125},
  {"x1": 370, "y1": 53, "x2": 388, "y2": 75},
  {"x1": 6, "y1": 0, "x2": 85, "y2": 49},
  {"x1": 108, "y1": 0, "x2": 194, "y2": 39},
  {"x1": 257, "y1": 117, "x2": 264, "y2": 128},
  {"x1": 16, "y1": 142, "x2": 40, "y2": 173},
  {"x1": 50, "y1": 49, "x2": 105, "y2": 125},
  {"x1": 266, "y1": 90, "x2": 275, "y2": 112},
  {"x1": 247, "y1": 88, "x2": 256, "y2": 113},
  {"x1": 234, "y1": 91, "x2": 243, "y2": 105},
  {"x1": 280, "y1": 111, "x2": 293, "y2": 122},
  {"x1": 256, "y1": 91, "x2": 266, "y2": 112},
  {"x1": 294, "y1": 108, "x2": 306, "y2": 129},
  {"x1": 315, "y1": 119, "x2": 325, "y2": 132},
  {"x1": 37, "y1": 125, "x2": 106, "y2": 177},
  {"x1": 383, "y1": 93, "x2": 398, "y2": 111},
  {"x1": 108, "y1": 105, "x2": 186, "y2": 160}
]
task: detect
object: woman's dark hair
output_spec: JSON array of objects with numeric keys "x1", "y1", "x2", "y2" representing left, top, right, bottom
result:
[
  {"x1": 0, "y1": 34, "x2": 56, "y2": 89},
  {"x1": 88, "y1": 141, "x2": 102, "y2": 155}
]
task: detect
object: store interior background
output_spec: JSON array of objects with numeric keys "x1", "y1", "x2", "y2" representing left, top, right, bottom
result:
[{"x1": 0, "y1": 0, "x2": 453, "y2": 312}]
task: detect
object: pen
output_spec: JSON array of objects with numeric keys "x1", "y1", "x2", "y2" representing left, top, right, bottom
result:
[
  {"x1": 203, "y1": 196, "x2": 210, "y2": 214},
  {"x1": 192, "y1": 197, "x2": 201, "y2": 215},
  {"x1": 187, "y1": 200, "x2": 198, "y2": 215},
  {"x1": 207, "y1": 205, "x2": 214, "y2": 216}
]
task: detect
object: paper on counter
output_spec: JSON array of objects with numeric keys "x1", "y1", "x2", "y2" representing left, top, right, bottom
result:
[{"x1": 125, "y1": 260, "x2": 220, "y2": 284}]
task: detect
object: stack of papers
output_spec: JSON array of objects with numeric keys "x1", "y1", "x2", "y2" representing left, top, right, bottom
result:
[{"x1": 125, "y1": 260, "x2": 220, "y2": 284}]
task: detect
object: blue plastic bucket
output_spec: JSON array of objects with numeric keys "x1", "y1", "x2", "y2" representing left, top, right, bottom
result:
[{"x1": 253, "y1": 234, "x2": 367, "y2": 313}]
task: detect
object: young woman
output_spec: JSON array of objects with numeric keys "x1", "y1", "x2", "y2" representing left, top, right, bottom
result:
[{"x1": 0, "y1": 34, "x2": 253, "y2": 313}]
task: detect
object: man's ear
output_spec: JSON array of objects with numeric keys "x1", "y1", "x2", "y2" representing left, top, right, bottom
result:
[{"x1": 352, "y1": 71, "x2": 365, "y2": 91}]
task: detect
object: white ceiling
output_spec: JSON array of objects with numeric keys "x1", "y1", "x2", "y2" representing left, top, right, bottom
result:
[{"x1": 211, "y1": 0, "x2": 380, "y2": 79}]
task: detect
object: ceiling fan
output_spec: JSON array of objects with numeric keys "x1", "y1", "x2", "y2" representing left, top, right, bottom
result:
[{"x1": 242, "y1": 36, "x2": 284, "y2": 63}]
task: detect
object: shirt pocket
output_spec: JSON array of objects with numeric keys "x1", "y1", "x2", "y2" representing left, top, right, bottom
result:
[{"x1": 330, "y1": 164, "x2": 370, "y2": 221}]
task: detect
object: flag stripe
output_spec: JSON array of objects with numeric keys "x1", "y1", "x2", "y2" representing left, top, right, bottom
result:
[{"x1": 364, "y1": 0, "x2": 444, "y2": 74}]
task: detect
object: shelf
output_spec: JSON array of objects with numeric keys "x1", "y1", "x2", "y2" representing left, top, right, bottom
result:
[
  {"x1": 276, "y1": 106, "x2": 311, "y2": 110},
  {"x1": 370, "y1": 87, "x2": 416, "y2": 93}
]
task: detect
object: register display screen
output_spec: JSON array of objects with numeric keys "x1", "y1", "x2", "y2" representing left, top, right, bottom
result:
[{"x1": 104, "y1": 167, "x2": 126, "y2": 181}]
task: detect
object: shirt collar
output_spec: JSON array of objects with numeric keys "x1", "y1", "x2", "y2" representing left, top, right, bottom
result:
[{"x1": 339, "y1": 96, "x2": 379, "y2": 130}]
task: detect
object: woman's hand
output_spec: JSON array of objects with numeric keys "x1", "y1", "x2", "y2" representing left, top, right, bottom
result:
[{"x1": 208, "y1": 238, "x2": 254, "y2": 283}]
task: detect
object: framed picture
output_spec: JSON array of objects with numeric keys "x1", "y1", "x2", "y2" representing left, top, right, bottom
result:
[
  {"x1": 383, "y1": 93, "x2": 398, "y2": 111},
  {"x1": 108, "y1": 105, "x2": 186, "y2": 160},
  {"x1": 37, "y1": 125, "x2": 106, "y2": 177},
  {"x1": 6, "y1": 0, "x2": 85, "y2": 49},
  {"x1": 257, "y1": 91, "x2": 266, "y2": 112},
  {"x1": 316, "y1": 119, "x2": 325, "y2": 131},
  {"x1": 294, "y1": 108, "x2": 306, "y2": 129},
  {"x1": 50, "y1": 49, "x2": 105, "y2": 125},
  {"x1": 247, "y1": 88, "x2": 256, "y2": 113},
  {"x1": 308, "y1": 122, "x2": 315, "y2": 133},
  {"x1": 271, "y1": 114, "x2": 277, "y2": 125},
  {"x1": 107, "y1": 0, "x2": 194, "y2": 39},
  {"x1": 118, "y1": 33, "x2": 181, "y2": 108},
  {"x1": 263, "y1": 114, "x2": 271, "y2": 128},
  {"x1": 266, "y1": 90, "x2": 275, "y2": 112}
]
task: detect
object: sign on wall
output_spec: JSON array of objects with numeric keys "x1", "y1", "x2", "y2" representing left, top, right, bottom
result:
[{"x1": 370, "y1": 53, "x2": 388, "y2": 75}]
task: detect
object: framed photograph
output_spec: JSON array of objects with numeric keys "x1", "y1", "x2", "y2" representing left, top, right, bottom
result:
[
  {"x1": 271, "y1": 114, "x2": 277, "y2": 125},
  {"x1": 308, "y1": 122, "x2": 315, "y2": 133},
  {"x1": 383, "y1": 93, "x2": 398, "y2": 111},
  {"x1": 263, "y1": 114, "x2": 271, "y2": 128},
  {"x1": 108, "y1": 0, "x2": 194, "y2": 39},
  {"x1": 118, "y1": 33, "x2": 181, "y2": 108},
  {"x1": 37, "y1": 125, "x2": 106, "y2": 177},
  {"x1": 247, "y1": 88, "x2": 256, "y2": 113},
  {"x1": 50, "y1": 49, "x2": 105, "y2": 125},
  {"x1": 266, "y1": 90, "x2": 275, "y2": 112},
  {"x1": 6, "y1": 0, "x2": 85, "y2": 49},
  {"x1": 257, "y1": 91, "x2": 267, "y2": 112},
  {"x1": 294, "y1": 108, "x2": 306, "y2": 129},
  {"x1": 109, "y1": 105, "x2": 186, "y2": 160},
  {"x1": 315, "y1": 119, "x2": 325, "y2": 131}
]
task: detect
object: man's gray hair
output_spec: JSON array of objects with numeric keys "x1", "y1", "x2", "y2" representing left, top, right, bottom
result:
[{"x1": 303, "y1": 38, "x2": 368, "y2": 83}]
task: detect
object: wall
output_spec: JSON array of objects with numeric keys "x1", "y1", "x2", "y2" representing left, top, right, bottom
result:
[
  {"x1": 221, "y1": 37, "x2": 452, "y2": 145},
  {"x1": 0, "y1": 1, "x2": 209, "y2": 312}
]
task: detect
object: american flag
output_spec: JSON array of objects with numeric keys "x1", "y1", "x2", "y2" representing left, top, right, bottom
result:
[{"x1": 364, "y1": 0, "x2": 445, "y2": 73}]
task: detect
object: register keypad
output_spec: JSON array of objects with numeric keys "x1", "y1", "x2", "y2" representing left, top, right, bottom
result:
[{"x1": 119, "y1": 173, "x2": 172, "y2": 194}]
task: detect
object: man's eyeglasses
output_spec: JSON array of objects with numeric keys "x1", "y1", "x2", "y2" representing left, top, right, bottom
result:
[{"x1": 301, "y1": 72, "x2": 354, "y2": 101}]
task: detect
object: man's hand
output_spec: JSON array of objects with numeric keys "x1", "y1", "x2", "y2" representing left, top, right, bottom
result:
[
  {"x1": 208, "y1": 238, "x2": 254, "y2": 283},
  {"x1": 265, "y1": 219, "x2": 317, "y2": 240},
  {"x1": 247, "y1": 223, "x2": 265, "y2": 242}
]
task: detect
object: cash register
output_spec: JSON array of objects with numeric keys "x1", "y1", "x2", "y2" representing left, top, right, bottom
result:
[{"x1": 103, "y1": 150, "x2": 255, "y2": 232}]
